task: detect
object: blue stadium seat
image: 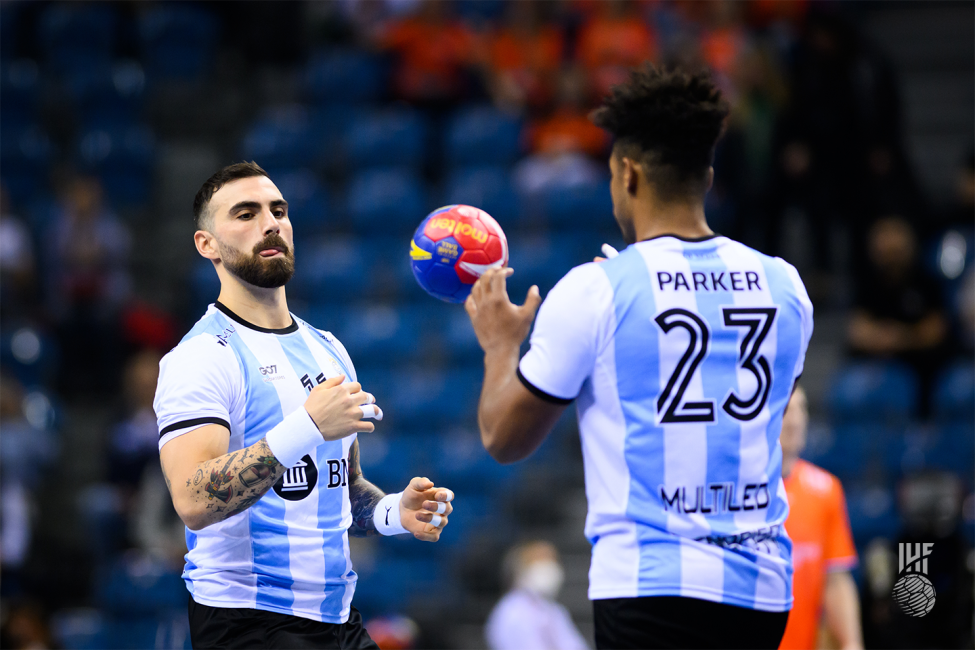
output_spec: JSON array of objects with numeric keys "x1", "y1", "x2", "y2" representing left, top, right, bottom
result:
[
  {"x1": 845, "y1": 485, "x2": 899, "y2": 544},
  {"x1": 242, "y1": 105, "x2": 325, "y2": 170},
  {"x1": 190, "y1": 258, "x2": 221, "y2": 315},
  {"x1": 352, "y1": 556, "x2": 443, "y2": 615},
  {"x1": 828, "y1": 362, "x2": 918, "y2": 426},
  {"x1": 0, "y1": 124, "x2": 52, "y2": 205},
  {"x1": 355, "y1": 433, "x2": 417, "y2": 492},
  {"x1": 443, "y1": 165, "x2": 521, "y2": 224},
  {"x1": 289, "y1": 237, "x2": 370, "y2": 303},
  {"x1": 924, "y1": 425, "x2": 975, "y2": 484},
  {"x1": 344, "y1": 109, "x2": 427, "y2": 169},
  {"x1": 70, "y1": 61, "x2": 146, "y2": 131},
  {"x1": 139, "y1": 5, "x2": 218, "y2": 81},
  {"x1": 445, "y1": 106, "x2": 522, "y2": 166},
  {"x1": 305, "y1": 49, "x2": 385, "y2": 104},
  {"x1": 1, "y1": 60, "x2": 40, "y2": 133},
  {"x1": 97, "y1": 554, "x2": 186, "y2": 617},
  {"x1": 269, "y1": 168, "x2": 330, "y2": 234},
  {"x1": 346, "y1": 168, "x2": 427, "y2": 232},
  {"x1": 0, "y1": 3, "x2": 22, "y2": 59},
  {"x1": 372, "y1": 368, "x2": 480, "y2": 428},
  {"x1": 51, "y1": 609, "x2": 108, "y2": 650},
  {"x1": 506, "y1": 233, "x2": 586, "y2": 299},
  {"x1": 39, "y1": 4, "x2": 117, "y2": 76},
  {"x1": 539, "y1": 180, "x2": 614, "y2": 230},
  {"x1": 933, "y1": 362, "x2": 975, "y2": 424},
  {"x1": 77, "y1": 125, "x2": 155, "y2": 207},
  {"x1": 319, "y1": 305, "x2": 424, "y2": 367}
]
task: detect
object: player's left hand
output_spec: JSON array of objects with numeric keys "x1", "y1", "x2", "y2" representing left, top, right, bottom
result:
[
  {"x1": 465, "y1": 267, "x2": 541, "y2": 353},
  {"x1": 400, "y1": 477, "x2": 454, "y2": 542}
]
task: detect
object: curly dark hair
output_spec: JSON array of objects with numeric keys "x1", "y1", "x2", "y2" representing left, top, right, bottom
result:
[
  {"x1": 193, "y1": 161, "x2": 268, "y2": 231},
  {"x1": 591, "y1": 64, "x2": 730, "y2": 200}
]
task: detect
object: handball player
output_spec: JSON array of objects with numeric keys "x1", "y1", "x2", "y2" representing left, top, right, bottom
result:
[
  {"x1": 154, "y1": 163, "x2": 454, "y2": 649},
  {"x1": 465, "y1": 65, "x2": 813, "y2": 649}
]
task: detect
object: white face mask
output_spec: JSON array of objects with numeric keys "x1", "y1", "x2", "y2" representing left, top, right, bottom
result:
[{"x1": 516, "y1": 560, "x2": 565, "y2": 599}]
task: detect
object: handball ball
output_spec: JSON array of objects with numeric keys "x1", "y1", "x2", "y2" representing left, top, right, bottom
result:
[{"x1": 410, "y1": 205, "x2": 508, "y2": 303}]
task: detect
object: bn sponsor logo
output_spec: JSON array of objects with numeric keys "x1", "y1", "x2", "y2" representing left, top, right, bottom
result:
[{"x1": 272, "y1": 455, "x2": 349, "y2": 501}]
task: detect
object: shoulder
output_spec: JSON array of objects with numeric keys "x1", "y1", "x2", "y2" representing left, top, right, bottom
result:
[
  {"x1": 160, "y1": 315, "x2": 242, "y2": 377},
  {"x1": 543, "y1": 262, "x2": 615, "y2": 315},
  {"x1": 796, "y1": 459, "x2": 841, "y2": 497}
]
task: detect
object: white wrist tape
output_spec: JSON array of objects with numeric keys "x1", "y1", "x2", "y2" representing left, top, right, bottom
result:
[
  {"x1": 375, "y1": 492, "x2": 409, "y2": 536},
  {"x1": 265, "y1": 407, "x2": 324, "y2": 468}
]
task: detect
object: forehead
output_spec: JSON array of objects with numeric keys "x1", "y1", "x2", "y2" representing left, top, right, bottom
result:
[{"x1": 210, "y1": 175, "x2": 283, "y2": 214}]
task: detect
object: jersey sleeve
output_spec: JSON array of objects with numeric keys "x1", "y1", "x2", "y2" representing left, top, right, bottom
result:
[
  {"x1": 518, "y1": 263, "x2": 614, "y2": 402},
  {"x1": 780, "y1": 258, "x2": 814, "y2": 380},
  {"x1": 823, "y1": 478, "x2": 858, "y2": 572},
  {"x1": 154, "y1": 334, "x2": 243, "y2": 451},
  {"x1": 320, "y1": 330, "x2": 357, "y2": 383}
]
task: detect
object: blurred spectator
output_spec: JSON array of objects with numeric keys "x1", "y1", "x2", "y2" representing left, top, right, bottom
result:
[
  {"x1": 699, "y1": 1, "x2": 747, "y2": 79},
  {"x1": 44, "y1": 175, "x2": 131, "y2": 396},
  {"x1": 0, "y1": 186, "x2": 38, "y2": 317},
  {"x1": 779, "y1": 386, "x2": 863, "y2": 650},
  {"x1": 771, "y1": 10, "x2": 902, "y2": 284},
  {"x1": 365, "y1": 614, "x2": 420, "y2": 650},
  {"x1": 861, "y1": 472, "x2": 974, "y2": 649},
  {"x1": 485, "y1": 540, "x2": 588, "y2": 650},
  {"x1": 716, "y1": 42, "x2": 788, "y2": 242},
  {"x1": 525, "y1": 69, "x2": 608, "y2": 157},
  {"x1": 0, "y1": 601, "x2": 53, "y2": 650},
  {"x1": 375, "y1": 0, "x2": 478, "y2": 106},
  {"x1": 107, "y1": 349, "x2": 162, "y2": 490},
  {"x1": 0, "y1": 372, "x2": 58, "y2": 593},
  {"x1": 848, "y1": 216, "x2": 948, "y2": 416},
  {"x1": 576, "y1": 0, "x2": 658, "y2": 99},
  {"x1": 482, "y1": 2, "x2": 564, "y2": 111}
]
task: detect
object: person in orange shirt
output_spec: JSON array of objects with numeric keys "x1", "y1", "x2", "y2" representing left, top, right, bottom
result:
[
  {"x1": 780, "y1": 386, "x2": 864, "y2": 650},
  {"x1": 375, "y1": 0, "x2": 476, "y2": 105},
  {"x1": 483, "y1": 2, "x2": 564, "y2": 110},
  {"x1": 576, "y1": 0, "x2": 658, "y2": 99}
]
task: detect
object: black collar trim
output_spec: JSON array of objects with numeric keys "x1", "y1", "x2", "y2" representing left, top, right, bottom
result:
[
  {"x1": 215, "y1": 301, "x2": 298, "y2": 334},
  {"x1": 641, "y1": 233, "x2": 721, "y2": 243}
]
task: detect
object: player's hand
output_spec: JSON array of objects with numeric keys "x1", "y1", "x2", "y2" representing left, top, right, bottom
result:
[
  {"x1": 400, "y1": 477, "x2": 453, "y2": 542},
  {"x1": 303, "y1": 374, "x2": 383, "y2": 442},
  {"x1": 464, "y1": 267, "x2": 541, "y2": 353}
]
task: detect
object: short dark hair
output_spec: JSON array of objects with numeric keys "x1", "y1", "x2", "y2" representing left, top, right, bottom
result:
[
  {"x1": 591, "y1": 64, "x2": 730, "y2": 200},
  {"x1": 193, "y1": 161, "x2": 269, "y2": 230}
]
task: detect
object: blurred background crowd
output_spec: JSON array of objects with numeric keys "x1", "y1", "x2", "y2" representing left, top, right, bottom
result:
[{"x1": 0, "y1": 1, "x2": 972, "y2": 648}]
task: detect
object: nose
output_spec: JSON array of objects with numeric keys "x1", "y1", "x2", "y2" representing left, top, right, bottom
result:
[{"x1": 259, "y1": 207, "x2": 280, "y2": 236}]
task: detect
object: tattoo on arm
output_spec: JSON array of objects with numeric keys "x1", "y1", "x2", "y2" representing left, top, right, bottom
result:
[
  {"x1": 347, "y1": 440, "x2": 384, "y2": 537},
  {"x1": 182, "y1": 438, "x2": 285, "y2": 528}
]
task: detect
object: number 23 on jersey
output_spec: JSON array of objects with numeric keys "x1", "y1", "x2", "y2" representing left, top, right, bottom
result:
[{"x1": 655, "y1": 307, "x2": 778, "y2": 425}]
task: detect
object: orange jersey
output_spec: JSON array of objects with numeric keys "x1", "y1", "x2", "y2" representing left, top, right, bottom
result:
[{"x1": 780, "y1": 460, "x2": 858, "y2": 650}]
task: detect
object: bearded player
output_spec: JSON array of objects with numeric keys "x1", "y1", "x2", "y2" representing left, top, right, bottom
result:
[
  {"x1": 466, "y1": 65, "x2": 813, "y2": 649},
  {"x1": 154, "y1": 162, "x2": 454, "y2": 649}
]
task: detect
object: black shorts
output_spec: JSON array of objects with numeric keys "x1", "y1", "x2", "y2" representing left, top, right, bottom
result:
[
  {"x1": 593, "y1": 596, "x2": 789, "y2": 650},
  {"x1": 188, "y1": 596, "x2": 379, "y2": 649}
]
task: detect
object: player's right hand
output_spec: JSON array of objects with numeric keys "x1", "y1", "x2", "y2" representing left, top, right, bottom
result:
[{"x1": 303, "y1": 374, "x2": 382, "y2": 441}]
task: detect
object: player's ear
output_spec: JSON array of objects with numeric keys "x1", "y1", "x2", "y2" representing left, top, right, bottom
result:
[
  {"x1": 195, "y1": 230, "x2": 219, "y2": 260},
  {"x1": 622, "y1": 158, "x2": 638, "y2": 195}
]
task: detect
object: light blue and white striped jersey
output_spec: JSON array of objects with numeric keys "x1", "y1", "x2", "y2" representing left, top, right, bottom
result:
[
  {"x1": 518, "y1": 235, "x2": 813, "y2": 612},
  {"x1": 154, "y1": 302, "x2": 359, "y2": 623}
]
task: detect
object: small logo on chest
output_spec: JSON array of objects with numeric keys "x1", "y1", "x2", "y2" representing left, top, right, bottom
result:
[{"x1": 259, "y1": 365, "x2": 285, "y2": 382}]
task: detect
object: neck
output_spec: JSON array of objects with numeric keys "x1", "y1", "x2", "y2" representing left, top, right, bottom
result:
[
  {"x1": 216, "y1": 272, "x2": 292, "y2": 330},
  {"x1": 631, "y1": 197, "x2": 713, "y2": 242}
]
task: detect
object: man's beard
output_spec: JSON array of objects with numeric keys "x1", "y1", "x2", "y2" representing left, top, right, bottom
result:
[{"x1": 220, "y1": 234, "x2": 295, "y2": 288}]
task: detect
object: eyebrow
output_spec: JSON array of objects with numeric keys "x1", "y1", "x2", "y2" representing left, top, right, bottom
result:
[{"x1": 227, "y1": 199, "x2": 289, "y2": 215}]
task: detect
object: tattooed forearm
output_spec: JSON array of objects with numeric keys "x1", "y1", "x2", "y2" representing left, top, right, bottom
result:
[
  {"x1": 347, "y1": 440, "x2": 384, "y2": 537},
  {"x1": 178, "y1": 438, "x2": 286, "y2": 529}
]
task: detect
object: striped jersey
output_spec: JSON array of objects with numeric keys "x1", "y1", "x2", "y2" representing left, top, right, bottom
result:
[
  {"x1": 154, "y1": 302, "x2": 359, "y2": 623},
  {"x1": 518, "y1": 235, "x2": 813, "y2": 611}
]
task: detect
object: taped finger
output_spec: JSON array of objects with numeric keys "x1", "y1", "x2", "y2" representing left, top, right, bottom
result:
[
  {"x1": 429, "y1": 514, "x2": 442, "y2": 528},
  {"x1": 435, "y1": 502, "x2": 446, "y2": 514},
  {"x1": 360, "y1": 404, "x2": 383, "y2": 420}
]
